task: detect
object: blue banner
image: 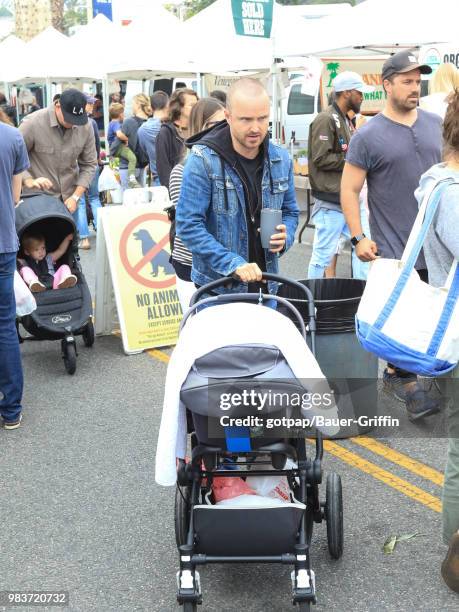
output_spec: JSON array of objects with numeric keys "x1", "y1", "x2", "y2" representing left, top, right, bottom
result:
[{"x1": 93, "y1": 0, "x2": 113, "y2": 21}]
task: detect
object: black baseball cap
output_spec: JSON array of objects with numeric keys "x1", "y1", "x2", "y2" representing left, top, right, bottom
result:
[
  {"x1": 58, "y1": 88, "x2": 88, "y2": 126},
  {"x1": 382, "y1": 50, "x2": 432, "y2": 81}
]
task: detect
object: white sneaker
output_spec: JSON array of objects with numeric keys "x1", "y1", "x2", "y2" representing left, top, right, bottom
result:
[
  {"x1": 128, "y1": 175, "x2": 140, "y2": 188},
  {"x1": 3, "y1": 414, "x2": 22, "y2": 430}
]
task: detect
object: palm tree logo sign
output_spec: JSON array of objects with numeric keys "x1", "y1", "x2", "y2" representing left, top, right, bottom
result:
[{"x1": 326, "y1": 62, "x2": 341, "y2": 87}]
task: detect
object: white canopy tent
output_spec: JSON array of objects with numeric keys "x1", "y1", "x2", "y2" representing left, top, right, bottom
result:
[
  {"x1": 276, "y1": 0, "x2": 459, "y2": 59},
  {"x1": 183, "y1": 0, "x2": 312, "y2": 73},
  {"x1": 105, "y1": 4, "x2": 206, "y2": 81},
  {"x1": 0, "y1": 35, "x2": 27, "y2": 83},
  {"x1": 8, "y1": 26, "x2": 105, "y2": 98},
  {"x1": 70, "y1": 12, "x2": 126, "y2": 49}
]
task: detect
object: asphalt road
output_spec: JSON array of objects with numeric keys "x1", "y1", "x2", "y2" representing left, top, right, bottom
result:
[{"x1": 1, "y1": 213, "x2": 456, "y2": 612}]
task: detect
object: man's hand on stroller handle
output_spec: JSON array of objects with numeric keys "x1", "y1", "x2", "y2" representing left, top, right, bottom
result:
[
  {"x1": 234, "y1": 263, "x2": 263, "y2": 283},
  {"x1": 24, "y1": 177, "x2": 53, "y2": 191}
]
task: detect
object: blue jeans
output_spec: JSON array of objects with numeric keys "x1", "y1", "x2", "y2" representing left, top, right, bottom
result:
[
  {"x1": 73, "y1": 168, "x2": 102, "y2": 238},
  {"x1": 307, "y1": 200, "x2": 370, "y2": 280},
  {"x1": 0, "y1": 252, "x2": 23, "y2": 422},
  {"x1": 87, "y1": 166, "x2": 102, "y2": 230}
]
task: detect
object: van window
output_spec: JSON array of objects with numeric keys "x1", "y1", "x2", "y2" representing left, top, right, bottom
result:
[{"x1": 287, "y1": 84, "x2": 315, "y2": 115}]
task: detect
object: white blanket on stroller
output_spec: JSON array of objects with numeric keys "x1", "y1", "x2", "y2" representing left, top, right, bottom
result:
[{"x1": 155, "y1": 302, "x2": 339, "y2": 486}]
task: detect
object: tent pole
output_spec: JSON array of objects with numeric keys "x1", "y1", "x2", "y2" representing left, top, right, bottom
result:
[
  {"x1": 46, "y1": 77, "x2": 52, "y2": 106},
  {"x1": 271, "y1": 60, "x2": 279, "y2": 145},
  {"x1": 102, "y1": 78, "x2": 110, "y2": 155},
  {"x1": 14, "y1": 86, "x2": 20, "y2": 125},
  {"x1": 271, "y1": 21, "x2": 281, "y2": 145}
]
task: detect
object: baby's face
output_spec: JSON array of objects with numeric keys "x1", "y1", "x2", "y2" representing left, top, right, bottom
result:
[{"x1": 26, "y1": 241, "x2": 46, "y2": 261}]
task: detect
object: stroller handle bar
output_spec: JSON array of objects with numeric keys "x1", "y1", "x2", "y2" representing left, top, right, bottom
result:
[
  {"x1": 189, "y1": 272, "x2": 315, "y2": 317},
  {"x1": 181, "y1": 292, "x2": 311, "y2": 341},
  {"x1": 20, "y1": 190, "x2": 57, "y2": 199},
  {"x1": 185, "y1": 273, "x2": 317, "y2": 353}
]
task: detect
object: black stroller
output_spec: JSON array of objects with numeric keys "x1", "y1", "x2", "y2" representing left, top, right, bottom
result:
[
  {"x1": 174, "y1": 273, "x2": 343, "y2": 611},
  {"x1": 15, "y1": 193, "x2": 94, "y2": 375}
]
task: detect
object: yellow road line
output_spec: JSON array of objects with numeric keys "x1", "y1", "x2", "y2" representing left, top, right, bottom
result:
[
  {"x1": 147, "y1": 349, "x2": 171, "y2": 364},
  {"x1": 350, "y1": 437, "x2": 444, "y2": 487},
  {"x1": 322, "y1": 440, "x2": 441, "y2": 513}
]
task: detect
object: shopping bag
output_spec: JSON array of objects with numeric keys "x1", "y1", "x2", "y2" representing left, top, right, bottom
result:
[
  {"x1": 356, "y1": 178, "x2": 459, "y2": 377},
  {"x1": 14, "y1": 270, "x2": 37, "y2": 317},
  {"x1": 98, "y1": 165, "x2": 119, "y2": 191}
]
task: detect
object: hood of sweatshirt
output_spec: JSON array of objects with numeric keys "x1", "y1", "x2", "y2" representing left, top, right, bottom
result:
[
  {"x1": 185, "y1": 120, "x2": 273, "y2": 210},
  {"x1": 415, "y1": 162, "x2": 459, "y2": 208}
]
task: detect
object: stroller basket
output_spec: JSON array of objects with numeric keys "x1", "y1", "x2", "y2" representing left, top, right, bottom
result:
[{"x1": 193, "y1": 503, "x2": 305, "y2": 556}]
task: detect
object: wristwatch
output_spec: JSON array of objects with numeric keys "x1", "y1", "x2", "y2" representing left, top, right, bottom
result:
[
  {"x1": 350, "y1": 233, "x2": 366, "y2": 246},
  {"x1": 69, "y1": 194, "x2": 80, "y2": 203}
]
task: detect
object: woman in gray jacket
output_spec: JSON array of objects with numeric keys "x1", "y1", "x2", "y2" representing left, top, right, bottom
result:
[{"x1": 416, "y1": 89, "x2": 459, "y2": 593}]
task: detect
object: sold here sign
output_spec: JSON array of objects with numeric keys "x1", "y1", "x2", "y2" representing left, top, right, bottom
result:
[{"x1": 231, "y1": 0, "x2": 273, "y2": 38}]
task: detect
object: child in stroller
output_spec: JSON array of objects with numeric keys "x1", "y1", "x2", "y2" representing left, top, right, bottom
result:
[
  {"x1": 18, "y1": 232, "x2": 77, "y2": 292},
  {"x1": 15, "y1": 192, "x2": 94, "y2": 375}
]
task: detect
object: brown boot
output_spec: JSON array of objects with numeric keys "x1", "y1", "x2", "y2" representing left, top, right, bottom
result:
[{"x1": 441, "y1": 531, "x2": 459, "y2": 593}]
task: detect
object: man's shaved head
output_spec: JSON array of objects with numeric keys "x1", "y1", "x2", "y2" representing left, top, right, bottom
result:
[
  {"x1": 227, "y1": 78, "x2": 269, "y2": 111},
  {"x1": 224, "y1": 77, "x2": 271, "y2": 158}
]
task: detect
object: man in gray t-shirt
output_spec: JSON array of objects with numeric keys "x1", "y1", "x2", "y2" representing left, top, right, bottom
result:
[
  {"x1": 345, "y1": 108, "x2": 442, "y2": 269},
  {"x1": 341, "y1": 50, "x2": 442, "y2": 420}
]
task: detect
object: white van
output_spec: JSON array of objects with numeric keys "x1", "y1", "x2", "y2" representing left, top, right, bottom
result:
[
  {"x1": 282, "y1": 74, "x2": 322, "y2": 147},
  {"x1": 281, "y1": 56, "x2": 386, "y2": 150}
]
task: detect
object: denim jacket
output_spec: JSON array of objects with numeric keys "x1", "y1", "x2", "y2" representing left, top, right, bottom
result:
[{"x1": 176, "y1": 133, "x2": 299, "y2": 294}]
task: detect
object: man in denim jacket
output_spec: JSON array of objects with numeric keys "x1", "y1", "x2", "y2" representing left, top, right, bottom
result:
[{"x1": 176, "y1": 78, "x2": 298, "y2": 295}]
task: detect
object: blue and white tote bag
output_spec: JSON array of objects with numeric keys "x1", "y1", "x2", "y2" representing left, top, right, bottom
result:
[{"x1": 356, "y1": 178, "x2": 459, "y2": 377}]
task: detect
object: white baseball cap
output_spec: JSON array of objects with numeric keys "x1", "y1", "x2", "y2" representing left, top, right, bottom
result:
[{"x1": 332, "y1": 71, "x2": 375, "y2": 94}]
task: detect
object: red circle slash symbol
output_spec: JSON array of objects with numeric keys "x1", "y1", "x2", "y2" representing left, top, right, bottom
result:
[{"x1": 119, "y1": 213, "x2": 175, "y2": 289}]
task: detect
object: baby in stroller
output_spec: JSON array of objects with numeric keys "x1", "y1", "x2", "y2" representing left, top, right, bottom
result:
[{"x1": 18, "y1": 232, "x2": 77, "y2": 292}]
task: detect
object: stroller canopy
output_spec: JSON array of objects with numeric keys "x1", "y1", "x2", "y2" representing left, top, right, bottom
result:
[{"x1": 15, "y1": 193, "x2": 76, "y2": 252}]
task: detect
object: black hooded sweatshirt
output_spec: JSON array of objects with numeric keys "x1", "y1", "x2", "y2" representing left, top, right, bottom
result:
[
  {"x1": 186, "y1": 121, "x2": 269, "y2": 285},
  {"x1": 156, "y1": 122, "x2": 185, "y2": 188}
]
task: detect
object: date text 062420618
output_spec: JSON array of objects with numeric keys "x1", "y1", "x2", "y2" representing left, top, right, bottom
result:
[{"x1": 0, "y1": 592, "x2": 69, "y2": 606}]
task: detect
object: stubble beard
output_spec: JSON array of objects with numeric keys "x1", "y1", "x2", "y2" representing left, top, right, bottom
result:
[{"x1": 391, "y1": 95, "x2": 418, "y2": 114}]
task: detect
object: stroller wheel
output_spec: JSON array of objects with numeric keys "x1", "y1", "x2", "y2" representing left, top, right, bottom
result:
[
  {"x1": 82, "y1": 320, "x2": 95, "y2": 347},
  {"x1": 325, "y1": 473, "x2": 343, "y2": 559},
  {"x1": 174, "y1": 484, "x2": 191, "y2": 548},
  {"x1": 62, "y1": 340, "x2": 77, "y2": 375}
]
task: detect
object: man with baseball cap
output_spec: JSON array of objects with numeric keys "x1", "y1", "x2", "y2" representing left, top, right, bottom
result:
[
  {"x1": 19, "y1": 88, "x2": 97, "y2": 218},
  {"x1": 341, "y1": 50, "x2": 442, "y2": 419},
  {"x1": 307, "y1": 71, "x2": 374, "y2": 280}
]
